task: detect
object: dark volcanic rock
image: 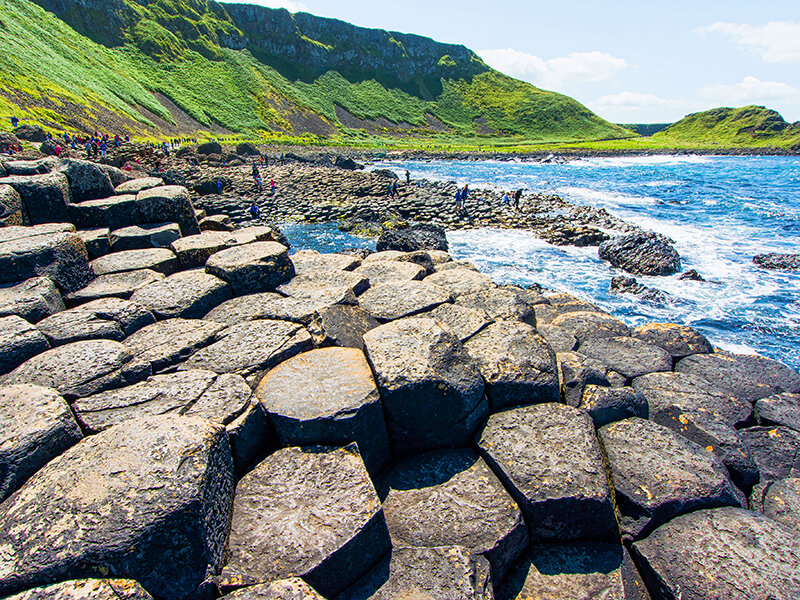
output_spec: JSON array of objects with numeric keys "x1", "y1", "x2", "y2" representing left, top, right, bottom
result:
[
  {"x1": 124, "y1": 318, "x2": 227, "y2": 373},
  {"x1": 476, "y1": 403, "x2": 617, "y2": 543},
  {"x1": 499, "y1": 543, "x2": 649, "y2": 600},
  {"x1": 203, "y1": 292, "x2": 326, "y2": 327},
  {"x1": 0, "y1": 184, "x2": 23, "y2": 227},
  {"x1": 424, "y1": 269, "x2": 494, "y2": 298},
  {"x1": 255, "y1": 347, "x2": 389, "y2": 474},
  {"x1": 363, "y1": 317, "x2": 486, "y2": 453},
  {"x1": 753, "y1": 252, "x2": 800, "y2": 271},
  {"x1": 456, "y1": 287, "x2": 537, "y2": 326},
  {"x1": 197, "y1": 141, "x2": 222, "y2": 155},
  {"x1": 1, "y1": 339, "x2": 150, "y2": 400},
  {"x1": 557, "y1": 351, "x2": 625, "y2": 407},
  {"x1": 36, "y1": 298, "x2": 155, "y2": 346},
  {"x1": 90, "y1": 247, "x2": 178, "y2": 276},
  {"x1": 549, "y1": 311, "x2": 631, "y2": 344},
  {"x1": 376, "y1": 224, "x2": 448, "y2": 252},
  {"x1": 679, "y1": 268, "x2": 706, "y2": 281},
  {"x1": 219, "y1": 580, "x2": 324, "y2": 600},
  {"x1": 631, "y1": 322, "x2": 712, "y2": 359},
  {"x1": 578, "y1": 336, "x2": 673, "y2": 380},
  {"x1": 130, "y1": 270, "x2": 232, "y2": 320},
  {"x1": 0, "y1": 384, "x2": 82, "y2": 501},
  {"x1": 359, "y1": 281, "x2": 451, "y2": 321},
  {"x1": 109, "y1": 223, "x2": 182, "y2": 252},
  {"x1": 610, "y1": 275, "x2": 668, "y2": 302},
  {"x1": 598, "y1": 231, "x2": 681, "y2": 276},
  {"x1": 217, "y1": 445, "x2": 391, "y2": 598},
  {"x1": 0, "y1": 416, "x2": 235, "y2": 600},
  {"x1": 69, "y1": 195, "x2": 141, "y2": 231},
  {"x1": 206, "y1": 242, "x2": 294, "y2": 296},
  {"x1": 425, "y1": 303, "x2": 491, "y2": 342},
  {"x1": 57, "y1": 159, "x2": 115, "y2": 202},
  {"x1": 632, "y1": 507, "x2": 800, "y2": 600},
  {"x1": 13, "y1": 124, "x2": 45, "y2": 142},
  {"x1": 536, "y1": 324, "x2": 578, "y2": 353},
  {"x1": 464, "y1": 320, "x2": 558, "y2": 411},
  {"x1": 0, "y1": 277, "x2": 64, "y2": 323},
  {"x1": 739, "y1": 425, "x2": 800, "y2": 485},
  {"x1": 578, "y1": 385, "x2": 648, "y2": 427},
  {"x1": 599, "y1": 417, "x2": 742, "y2": 541},
  {"x1": 338, "y1": 546, "x2": 492, "y2": 600},
  {"x1": 66, "y1": 269, "x2": 165, "y2": 306},
  {"x1": 0, "y1": 315, "x2": 50, "y2": 374},
  {"x1": 676, "y1": 351, "x2": 800, "y2": 403},
  {"x1": 756, "y1": 392, "x2": 800, "y2": 430},
  {"x1": 115, "y1": 177, "x2": 164, "y2": 195},
  {"x1": 759, "y1": 477, "x2": 800, "y2": 534},
  {"x1": 2, "y1": 579, "x2": 155, "y2": 600},
  {"x1": 78, "y1": 228, "x2": 111, "y2": 260},
  {"x1": 312, "y1": 304, "x2": 379, "y2": 350},
  {"x1": 136, "y1": 186, "x2": 200, "y2": 236},
  {"x1": 1, "y1": 172, "x2": 71, "y2": 225},
  {"x1": 380, "y1": 449, "x2": 527, "y2": 581}
]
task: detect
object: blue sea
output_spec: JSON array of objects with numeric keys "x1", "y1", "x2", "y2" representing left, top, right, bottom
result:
[{"x1": 282, "y1": 155, "x2": 800, "y2": 371}]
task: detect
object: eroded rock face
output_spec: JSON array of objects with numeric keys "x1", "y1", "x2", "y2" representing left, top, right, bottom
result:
[
  {"x1": 359, "y1": 281, "x2": 451, "y2": 321},
  {"x1": 739, "y1": 426, "x2": 800, "y2": 485},
  {"x1": 65, "y1": 269, "x2": 166, "y2": 306},
  {"x1": 218, "y1": 445, "x2": 390, "y2": 598},
  {"x1": 206, "y1": 242, "x2": 295, "y2": 296},
  {"x1": 753, "y1": 252, "x2": 800, "y2": 272},
  {"x1": 464, "y1": 321, "x2": 558, "y2": 411},
  {"x1": 578, "y1": 385, "x2": 648, "y2": 427},
  {"x1": 632, "y1": 322, "x2": 712, "y2": 359},
  {"x1": 130, "y1": 271, "x2": 232, "y2": 320},
  {"x1": 36, "y1": 298, "x2": 155, "y2": 346},
  {"x1": 376, "y1": 224, "x2": 448, "y2": 252},
  {"x1": 363, "y1": 317, "x2": 486, "y2": 453},
  {"x1": 69, "y1": 195, "x2": 141, "y2": 231},
  {"x1": 599, "y1": 417, "x2": 742, "y2": 541},
  {"x1": 632, "y1": 507, "x2": 800, "y2": 600},
  {"x1": 312, "y1": 304, "x2": 379, "y2": 350},
  {"x1": 380, "y1": 449, "x2": 527, "y2": 581},
  {"x1": 1, "y1": 172, "x2": 71, "y2": 225},
  {"x1": 598, "y1": 232, "x2": 681, "y2": 276},
  {"x1": 90, "y1": 248, "x2": 178, "y2": 277},
  {"x1": 0, "y1": 277, "x2": 64, "y2": 323},
  {"x1": 0, "y1": 315, "x2": 50, "y2": 375},
  {"x1": 124, "y1": 318, "x2": 227, "y2": 372},
  {"x1": 578, "y1": 336, "x2": 672, "y2": 380},
  {"x1": 136, "y1": 186, "x2": 200, "y2": 236},
  {"x1": 0, "y1": 184, "x2": 23, "y2": 227},
  {"x1": 2, "y1": 579, "x2": 155, "y2": 600},
  {"x1": 0, "y1": 384, "x2": 82, "y2": 501},
  {"x1": 756, "y1": 392, "x2": 800, "y2": 431},
  {"x1": 1, "y1": 339, "x2": 150, "y2": 400},
  {"x1": 57, "y1": 159, "x2": 115, "y2": 203},
  {"x1": 549, "y1": 311, "x2": 631, "y2": 344},
  {"x1": 110, "y1": 223, "x2": 182, "y2": 252},
  {"x1": 0, "y1": 416, "x2": 235, "y2": 600},
  {"x1": 757, "y1": 477, "x2": 800, "y2": 534},
  {"x1": 255, "y1": 347, "x2": 389, "y2": 474},
  {"x1": 557, "y1": 351, "x2": 625, "y2": 407},
  {"x1": 339, "y1": 546, "x2": 493, "y2": 600}
]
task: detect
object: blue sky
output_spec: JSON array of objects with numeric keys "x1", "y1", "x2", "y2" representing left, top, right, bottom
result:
[{"x1": 230, "y1": 0, "x2": 800, "y2": 124}]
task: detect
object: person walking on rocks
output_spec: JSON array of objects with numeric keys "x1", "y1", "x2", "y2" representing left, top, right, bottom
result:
[
  {"x1": 252, "y1": 163, "x2": 262, "y2": 192},
  {"x1": 216, "y1": 179, "x2": 223, "y2": 194},
  {"x1": 455, "y1": 186, "x2": 462, "y2": 210},
  {"x1": 9, "y1": 116, "x2": 19, "y2": 128},
  {"x1": 514, "y1": 188, "x2": 523, "y2": 210},
  {"x1": 249, "y1": 202, "x2": 260, "y2": 220},
  {"x1": 501, "y1": 191, "x2": 511, "y2": 207},
  {"x1": 405, "y1": 170, "x2": 411, "y2": 184},
  {"x1": 391, "y1": 180, "x2": 399, "y2": 198},
  {"x1": 387, "y1": 182, "x2": 395, "y2": 198},
  {"x1": 270, "y1": 178, "x2": 276, "y2": 193}
]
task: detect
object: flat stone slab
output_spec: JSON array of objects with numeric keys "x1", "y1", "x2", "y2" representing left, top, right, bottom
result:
[
  {"x1": 1, "y1": 339, "x2": 150, "y2": 400},
  {"x1": 110, "y1": 222, "x2": 181, "y2": 252},
  {"x1": 207, "y1": 242, "x2": 295, "y2": 296},
  {"x1": 171, "y1": 231, "x2": 263, "y2": 269},
  {"x1": 549, "y1": 311, "x2": 631, "y2": 344},
  {"x1": 499, "y1": 543, "x2": 647, "y2": 600},
  {"x1": 0, "y1": 277, "x2": 64, "y2": 323},
  {"x1": 136, "y1": 185, "x2": 200, "y2": 236},
  {"x1": 740, "y1": 426, "x2": 800, "y2": 484},
  {"x1": 218, "y1": 445, "x2": 390, "y2": 598},
  {"x1": 476, "y1": 403, "x2": 617, "y2": 543},
  {"x1": 354, "y1": 260, "x2": 426, "y2": 286},
  {"x1": 359, "y1": 281, "x2": 451, "y2": 321},
  {"x1": 179, "y1": 320, "x2": 313, "y2": 381},
  {"x1": 380, "y1": 449, "x2": 527, "y2": 581},
  {"x1": 124, "y1": 318, "x2": 227, "y2": 372},
  {"x1": 0, "y1": 416, "x2": 234, "y2": 600},
  {"x1": 756, "y1": 392, "x2": 800, "y2": 430},
  {"x1": 424, "y1": 268, "x2": 495, "y2": 297},
  {"x1": 90, "y1": 248, "x2": 178, "y2": 276},
  {"x1": 255, "y1": 347, "x2": 389, "y2": 474},
  {"x1": 599, "y1": 417, "x2": 742, "y2": 541},
  {"x1": 537, "y1": 324, "x2": 578, "y2": 353},
  {"x1": 115, "y1": 176, "x2": 164, "y2": 194},
  {"x1": 632, "y1": 371, "x2": 752, "y2": 427},
  {"x1": 534, "y1": 294, "x2": 602, "y2": 325},
  {"x1": 203, "y1": 292, "x2": 327, "y2": 327},
  {"x1": 456, "y1": 287, "x2": 537, "y2": 325},
  {"x1": 36, "y1": 297, "x2": 155, "y2": 346},
  {"x1": 66, "y1": 269, "x2": 166, "y2": 306},
  {"x1": 130, "y1": 270, "x2": 231, "y2": 320},
  {"x1": 363, "y1": 317, "x2": 486, "y2": 453},
  {"x1": 68, "y1": 195, "x2": 140, "y2": 230},
  {"x1": 0, "y1": 384, "x2": 82, "y2": 501},
  {"x1": 3, "y1": 579, "x2": 155, "y2": 600},
  {"x1": 676, "y1": 351, "x2": 800, "y2": 403},
  {"x1": 219, "y1": 580, "x2": 325, "y2": 600},
  {"x1": 464, "y1": 320, "x2": 558, "y2": 411},
  {"x1": 632, "y1": 322, "x2": 712, "y2": 359},
  {"x1": 0, "y1": 225, "x2": 92, "y2": 293},
  {"x1": 578, "y1": 384, "x2": 648, "y2": 427},
  {"x1": 425, "y1": 302, "x2": 491, "y2": 342},
  {"x1": 339, "y1": 546, "x2": 492, "y2": 600},
  {"x1": 0, "y1": 315, "x2": 50, "y2": 374},
  {"x1": 291, "y1": 249, "x2": 362, "y2": 274},
  {"x1": 632, "y1": 507, "x2": 800, "y2": 599},
  {"x1": 312, "y1": 304, "x2": 379, "y2": 350},
  {"x1": 277, "y1": 270, "x2": 367, "y2": 304},
  {"x1": 579, "y1": 336, "x2": 673, "y2": 379}
]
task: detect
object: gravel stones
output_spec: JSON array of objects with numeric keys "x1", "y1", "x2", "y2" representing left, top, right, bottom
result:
[
  {"x1": 632, "y1": 322, "x2": 712, "y2": 359},
  {"x1": 1, "y1": 339, "x2": 150, "y2": 400},
  {"x1": 0, "y1": 384, "x2": 82, "y2": 501},
  {"x1": 65, "y1": 269, "x2": 165, "y2": 306},
  {"x1": 476, "y1": 403, "x2": 617, "y2": 543},
  {"x1": 218, "y1": 445, "x2": 390, "y2": 598},
  {"x1": 255, "y1": 347, "x2": 389, "y2": 473},
  {"x1": 598, "y1": 231, "x2": 681, "y2": 276},
  {"x1": 0, "y1": 416, "x2": 235, "y2": 600},
  {"x1": 90, "y1": 248, "x2": 178, "y2": 276},
  {"x1": 359, "y1": 281, "x2": 451, "y2": 321},
  {"x1": 0, "y1": 277, "x2": 64, "y2": 322},
  {"x1": 124, "y1": 318, "x2": 227, "y2": 372},
  {"x1": 0, "y1": 315, "x2": 50, "y2": 374},
  {"x1": 464, "y1": 321, "x2": 558, "y2": 411},
  {"x1": 135, "y1": 186, "x2": 200, "y2": 236},
  {"x1": 180, "y1": 320, "x2": 313, "y2": 380},
  {"x1": 599, "y1": 417, "x2": 742, "y2": 540},
  {"x1": 578, "y1": 336, "x2": 673, "y2": 380},
  {"x1": 36, "y1": 298, "x2": 155, "y2": 346},
  {"x1": 632, "y1": 507, "x2": 800, "y2": 600},
  {"x1": 206, "y1": 242, "x2": 294, "y2": 295},
  {"x1": 380, "y1": 449, "x2": 527, "y2": 580},
  {"x1": 363, "y1": 317, "x2": 486, "y2": 453},
  {"x1": 130, "y1": 270, "x2": 231, "y2": 320}
]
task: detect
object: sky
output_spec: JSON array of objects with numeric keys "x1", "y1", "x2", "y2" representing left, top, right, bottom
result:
[{"x1": 228, "y1": 0, "x2": 800, "y2": 124}]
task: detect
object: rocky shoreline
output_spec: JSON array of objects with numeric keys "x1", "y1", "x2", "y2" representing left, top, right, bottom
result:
[{"x1": 2, "y1": 147, "x2": 800, "y2": 599}]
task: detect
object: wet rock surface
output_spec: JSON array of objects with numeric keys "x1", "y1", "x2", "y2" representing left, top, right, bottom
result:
[{"x1": 599, "y1": 232, "x2": 681, "y2": 276}]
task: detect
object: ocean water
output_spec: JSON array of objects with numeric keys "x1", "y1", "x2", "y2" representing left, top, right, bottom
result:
[{"x1": 283, "y1": 155, "x2": 800, "y2": 371}]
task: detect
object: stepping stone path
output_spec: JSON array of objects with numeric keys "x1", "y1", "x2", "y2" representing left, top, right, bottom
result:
[{"x1": 90, "y1": 248, "x2": 178, "y2": 276}]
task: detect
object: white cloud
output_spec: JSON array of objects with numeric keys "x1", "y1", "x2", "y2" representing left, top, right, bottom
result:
[
  {"x1": 697, "y1": 21, "x2": 800, "y2": 63},
  {"x1": 698, "y1": 76, "x2": 800, "y2": 106},
  {"x1": 229, "y1": 0, "x2": 308, "y2": 13},
  {"x1": 478, "y1": 48, "x2": 627, "y2": 87},
  {"x1": 588, "y1": 92, "x2": 681, "y2": 113}
]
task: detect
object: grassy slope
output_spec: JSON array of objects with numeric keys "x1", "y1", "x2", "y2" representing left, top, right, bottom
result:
[{"x1": 0, "y1": 0, "x2": 631, "y2": 144}]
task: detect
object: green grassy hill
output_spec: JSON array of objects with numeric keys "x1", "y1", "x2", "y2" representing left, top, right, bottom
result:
[{"x1": 0, "y1": 0, "x2": 633, "y2": 144}]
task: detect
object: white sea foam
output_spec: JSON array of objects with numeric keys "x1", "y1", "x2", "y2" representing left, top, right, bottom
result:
[{"x1": 566, "y1": 155, "x2": 713, "y2": 168}]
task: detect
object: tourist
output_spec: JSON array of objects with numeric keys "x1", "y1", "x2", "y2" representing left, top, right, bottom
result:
[
  {"x1": 455, "y1": 187, "x2": 462, "y2": 209},
  {"x1": 270, "y1": 178, "x2": 276, "y2": 193},
  {"x1": 501, "y1": 191, "x2": 511, "y2": 207},
  {"x1": 462, "y1": 184, "x2": 469, "y2": 202},
  {"x1": 9, "y1": 116, "x2": 19, "y2": 128},
  {"x1": 249, "y1": 202, "x2": 260, "y2": 219},
  {"x1": 99, "y1": 140, "x2": 108, "y2": 158},
  {"x1": 392, "y1": 180, "x2": 399, "y2": 197},
  {"x1": 216, "y1": 179, "x2": 223, "y2": 194},
  {"x1": 514, "y1": 188, "x2": 523, "y2": 210},
  {"x1": 405, "y1": 170, "x2": 411, "y2": 184}
]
